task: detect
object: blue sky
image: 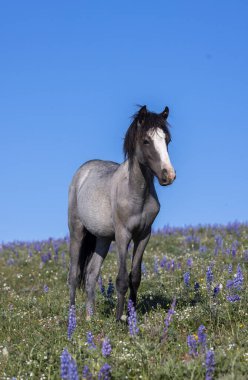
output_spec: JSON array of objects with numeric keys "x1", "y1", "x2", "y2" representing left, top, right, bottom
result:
[{"x1": 1, "y1": 1, "x2": 248, "y2": 241}]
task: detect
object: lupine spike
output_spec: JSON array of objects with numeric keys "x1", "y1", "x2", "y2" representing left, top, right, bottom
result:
[
  {"x1": 187, "y1": 335, "x2": 198, "y2": 357},
  {"x1": 98, "y1": 363, "x2": 111, "y2": 380},
  {"x1": 162, "y1": 297, "x2": 176, "y2": 340},
  {"x1": 205, "y1": 349, "x2": 215, "y2": 380},
  {"x1": 183, "y1": 272, "x2": 190, "y2": 287},
  {"x1": 127, "y1": 299, "x2": 139, "y2": 337},
  {"x1": 102, "y1": 337, "x2": 112, "y2": 357},
  {"x1": 60, "y1": 349, "x2": 70, "y2": 379},
  {"x1": 68, "y1": 305, "x2": 76, "y2": 340},
  {"x1": 60, "y1": 349, "x2": 78, "y2": 379},
  {"x1": 206, "y1": 266, "x2": 213, "y2": 290},
  {"x1": 86, "y1": 331, "x2": 96, "y2": 349},
  {"x1": 198, "y1": 325, "x2": 206, "y2": 351},
  {"x1": 82, "y1": 365, "x2": 93, "y2": 380}
]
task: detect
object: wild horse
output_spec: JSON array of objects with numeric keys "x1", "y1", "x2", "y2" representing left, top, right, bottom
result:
[{"x1": 68, "y1": 105, "x2": 176, "y2": 321}]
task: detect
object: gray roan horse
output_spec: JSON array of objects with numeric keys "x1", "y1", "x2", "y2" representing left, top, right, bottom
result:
[{"x1": 68, "y1": 105, "x2": 176, "y2": 321}]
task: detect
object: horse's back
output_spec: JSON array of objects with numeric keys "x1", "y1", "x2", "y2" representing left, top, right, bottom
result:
[{"x1": 69, "y1": 160, "x2": 119, "y2": 238}]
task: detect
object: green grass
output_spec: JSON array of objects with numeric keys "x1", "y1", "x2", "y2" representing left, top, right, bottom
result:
[{"x1": 0, "y1": 224, "x2": 248, "y2": 379}]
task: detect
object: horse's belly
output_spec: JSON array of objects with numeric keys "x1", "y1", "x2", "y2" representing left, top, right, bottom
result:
[{"x1": 77, "y1": 186, "x2": 114, "y2": 238}]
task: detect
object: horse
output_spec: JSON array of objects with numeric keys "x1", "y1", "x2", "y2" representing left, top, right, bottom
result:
[{"x1": 68, "y1": 105, "x2": 176, "y2": 321}]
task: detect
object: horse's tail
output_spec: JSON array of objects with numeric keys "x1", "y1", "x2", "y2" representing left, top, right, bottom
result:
[{"x1": 78, "y1": 230, "x2": 96, "y2": 289}]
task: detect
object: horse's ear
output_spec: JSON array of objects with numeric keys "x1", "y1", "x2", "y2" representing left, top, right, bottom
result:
[
  {"x1": 137, "y1": 105, "x2": 147, "y2": 126},
  {"x1": 161, "y1": 106, "x2": 169, "y2": 120}
]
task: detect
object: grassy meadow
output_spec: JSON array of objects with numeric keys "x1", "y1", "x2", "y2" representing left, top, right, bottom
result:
[{"x1": 0, "y1": 222, "x2": 248, "y2": 379}]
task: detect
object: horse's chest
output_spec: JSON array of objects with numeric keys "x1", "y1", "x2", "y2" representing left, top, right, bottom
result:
[{"x1": 128, "y1": 197, "x2": 160, "y2": 234}]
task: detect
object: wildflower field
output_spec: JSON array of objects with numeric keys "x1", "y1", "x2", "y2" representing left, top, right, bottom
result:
[{"x1": 0, "y1": 222, "x2": 248, "y2": 379}]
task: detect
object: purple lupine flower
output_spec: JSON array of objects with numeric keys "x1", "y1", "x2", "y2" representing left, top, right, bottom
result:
[
  {"x1": 214, "y1": 235, "x2": 223, "y2": 255},
  {"x1": 226, "y1": 264, "x2": 243, "y2": 302},
  {"x1": 98, "y1": 275, "x2": 105, "y2": 295},
  {"x1": 183, "y1": 272, "x2": 190, "y2": 287},
  {"x1": 206, "y1": 266, "x2": 213, "y2": 290},
  {"x1": 34, "y1": 242, "x2": 41, "y2": 252},
  {"x1": 154, "y1": 256, "x2": 159, "y2": 274},
  {"x1": 194, "y1": 282, "x2": 200, "y2": 291},
  {"x1": 226, "y1": 294, "x2": 241, "y2": 302},
  {"x1": 231, "y1": 240, "x2": 238, "y2": 257},
  {"x1": 205, "y1": 349, "x2": 215, "y2": 380},
  {"x1": 198, "y1": 325, "x2": 206, "y2": 351},
  {"x1": 43, "y1": 284, "x2": 49, "y2": 293},
  {"x1": 187, "y1": 258, "x2": 193, "y2": 267},
  {"x1": 53, "y1": 242, "x2": 59, "y2": 262},
  {"x1": 102, "y1": 337, "x2": 112, "y2": 357},
  {"x1": 213, "y1": 285, "x2": 220, "y2": 297},
  {"x1": 82, "y1": 365, "x2": 93, "y2": 380},
  {"x1": 225, "y1": 247, "x2": 231, "y2": 255},
  {"x1": 163, "y1": 297, "x2": 176, "y2": 338},
  {"x1": 160, "y1": 256, "x2": 167, "y2": 268},
  {"x1": 60, "y1": 349, "x2": 70, "y2": 379},
  {"x1": 7, "y1": 258, "x2": 15, "y2": 265},
  {"x1": 68, "y1": 305, "x2": 76, "y2": 340},
  {"x1": 127, "y1": 299, "x2": 139, "y2": 337},
  {"x1": 141, "y1": 261, "x2": 147, "y2": 276},
  {"x1": 86, "y1": 331, "x2": 96, "y2": 349},
  {"x1": 199, "y1": 245, "x2": 207, "y2": 253},
  {"x1": 226, "y1": 279, "x2": 234, "y2": 289},
  {"x1": 68, "y1": 357, "x2": 79, "y2": 380},
  {"x1": 107, "y1": 278, "x2": 114, "y2": 298},
  {"x1": 41, "y1": 252, "x2": 51, "y2": 264},
  {"x1": 235, "y1": 264, "x2": 244, "y2": 289},
  {"x1": 187, "y1": 335, "x2": 198, "y2": 356},
  {"x1": 98, "y1": 363, "x2": 111, "y2": 380},
  {"x1": 228, "y1": 264, "x2": 233, "y2": 273}
]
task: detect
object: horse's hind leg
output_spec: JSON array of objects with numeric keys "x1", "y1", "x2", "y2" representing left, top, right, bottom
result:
[
  {"x1": 68, "y1": 221, "x2": 85, "y2": 307},
  {"x1": 129, "y1": 231, "x2": 151, "y2": 306},
  {"x1": 85, "y1": 237, "x2": 111, "y2": 320}
]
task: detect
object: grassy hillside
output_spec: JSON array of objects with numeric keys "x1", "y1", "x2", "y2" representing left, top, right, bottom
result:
[{"x1": 0, "y1": 222, "x2": 248, "y2": 379}]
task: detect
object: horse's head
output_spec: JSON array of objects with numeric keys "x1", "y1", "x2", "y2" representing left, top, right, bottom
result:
[{"x1": 124, "y1": 105, "x2": 176, "y2": 186}]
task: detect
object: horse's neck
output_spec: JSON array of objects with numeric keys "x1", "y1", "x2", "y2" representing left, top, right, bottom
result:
[{"x1": 127, "y1": 157, "x2": 153, "y2": 198}]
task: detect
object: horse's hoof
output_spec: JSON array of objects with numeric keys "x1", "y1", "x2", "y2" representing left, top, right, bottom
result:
[
  {"x1": 116, "y1": 315, "x2": 127, "y2": 324},
  {"x1": 86, "y1": 314, "x2": 91, "y2": 322}
]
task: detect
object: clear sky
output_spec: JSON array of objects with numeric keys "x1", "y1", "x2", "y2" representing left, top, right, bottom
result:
[{"x1": 1, "y1": 1, "x2": 248, "y2": 242}]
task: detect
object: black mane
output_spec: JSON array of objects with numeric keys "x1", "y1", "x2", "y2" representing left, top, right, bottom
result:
[{"x1": 123, "y1": 106, "x2": 171, "y2": 161}]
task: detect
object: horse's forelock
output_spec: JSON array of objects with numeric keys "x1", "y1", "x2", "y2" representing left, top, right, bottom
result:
[{"x1": 123, "y1": 108, "x2": 171, "y2": 160}]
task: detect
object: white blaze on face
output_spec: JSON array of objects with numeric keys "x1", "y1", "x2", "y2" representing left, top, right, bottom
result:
[{"x1": 148, "y1": 129, "x2": 174, "y2": 173}]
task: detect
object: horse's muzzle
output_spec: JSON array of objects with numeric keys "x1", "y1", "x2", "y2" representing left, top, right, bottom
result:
[{"x1": 159, "y1": 168, "x2": 176, "y2": 186}]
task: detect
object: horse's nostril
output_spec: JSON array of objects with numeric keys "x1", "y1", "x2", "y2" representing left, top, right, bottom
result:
[{"x1": 161, "y1": 169, "x2": 168, "y2": 180}]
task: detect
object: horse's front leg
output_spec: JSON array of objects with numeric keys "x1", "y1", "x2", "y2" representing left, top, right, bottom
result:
[
  {"x1": 115, "y1": 228, "x2": 131, "y2": 321},
  {"x1": 129, "y1": 230, "x2": 151, "y2": 307}
]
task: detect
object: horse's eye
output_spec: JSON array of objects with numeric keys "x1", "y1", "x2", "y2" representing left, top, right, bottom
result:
[{"x1": 143, "y1": 139, "x2": 150, "y2": 145}]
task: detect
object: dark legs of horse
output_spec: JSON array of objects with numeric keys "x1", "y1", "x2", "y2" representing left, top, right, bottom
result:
[
  {"x1": 115, "y1": 229, "x2": 131, "y2": 321},
  {"x1": 68, "y1": 224, "x2": 85, "y2": 307},
  {"x1": 129, "y1": 231, "x2": 151, "y2": 307},
  {"x1": 85, "y1": 237, "x2": 111, "y2": 320}
]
